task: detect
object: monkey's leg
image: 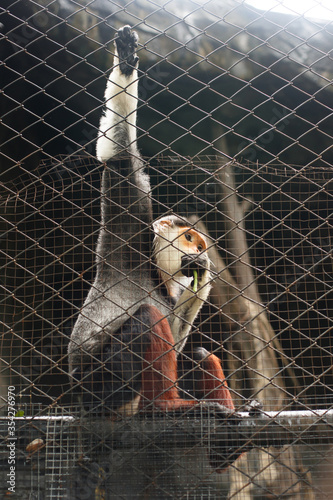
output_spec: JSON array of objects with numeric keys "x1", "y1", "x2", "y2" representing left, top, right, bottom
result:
[
  {"x1": 138, "y1": 305, "x2": 199, "y2": 411},
  {"x1": 71, "y1": 309, "x2": 151, "y2": 416},
  {"x1": 75, "y1": 304, "x2": 195, "y2": 415}
]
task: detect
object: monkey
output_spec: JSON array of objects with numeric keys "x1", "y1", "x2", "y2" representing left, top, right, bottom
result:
[{"x1": 68, "y1": 26, "x2": 245, "y2": 469}]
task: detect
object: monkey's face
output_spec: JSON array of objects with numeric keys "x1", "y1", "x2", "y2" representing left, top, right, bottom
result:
[{"x1": 153, "y1": 216, "x2": 210, "y2": 296}]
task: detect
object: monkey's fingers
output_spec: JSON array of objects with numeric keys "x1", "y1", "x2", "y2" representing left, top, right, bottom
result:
[{"x1": 115, "y1": 25, "x2": 139, "y2": 75}]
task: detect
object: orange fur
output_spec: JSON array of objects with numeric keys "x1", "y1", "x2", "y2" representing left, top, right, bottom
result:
[
  {"x1": 140, "y1": 306, "x2": 196, "y2": 409},
  {"x1": 196, "y1": 353, "x2": 234, "y2": 410}
]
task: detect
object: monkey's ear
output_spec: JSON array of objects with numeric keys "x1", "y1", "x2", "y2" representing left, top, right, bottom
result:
[{"x1": 153, "y1": 218, "x2": 173, "y2": 234}]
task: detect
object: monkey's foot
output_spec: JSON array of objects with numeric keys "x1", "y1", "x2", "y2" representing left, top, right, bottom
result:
[{"x1": 115, "y1": 25, "x2": 139, "y2": 76}]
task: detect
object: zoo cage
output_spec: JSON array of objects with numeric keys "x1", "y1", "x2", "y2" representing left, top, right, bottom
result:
[{"x1": 1, "y1": 1, "x2": 333, "y2": 499}]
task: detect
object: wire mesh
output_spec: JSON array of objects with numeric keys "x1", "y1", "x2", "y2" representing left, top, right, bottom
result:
[{"x1": 1, "y1": 1, "x2": 333, "y2": 498}]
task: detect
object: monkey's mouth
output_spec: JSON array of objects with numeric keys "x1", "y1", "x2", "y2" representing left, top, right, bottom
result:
[{"x1": 181, "y1": 254, "x2": 207, "y2": 279}]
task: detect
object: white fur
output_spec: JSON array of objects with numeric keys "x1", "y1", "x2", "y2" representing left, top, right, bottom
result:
[
  {"x1": 96, "y1": 49, "x2": 138, "y2": 162},
  {"x1": 171, "y1": 274, "x2": 211, "y2": 353},
  {"x1": 153, "y1": 222, "x2": 192, "y2": 298},
  {"x1": 153, "y1": 217, "x2": 212, "y2": 353}
]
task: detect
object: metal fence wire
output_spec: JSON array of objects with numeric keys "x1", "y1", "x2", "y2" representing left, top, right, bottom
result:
[{"x1": 0, "y1": 1, "x2": 333, "y2": 499}]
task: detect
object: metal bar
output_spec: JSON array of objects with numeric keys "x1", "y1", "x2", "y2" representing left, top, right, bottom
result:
[{"x1": 1, "y1": 409, "x2": 333, "y2": 451}]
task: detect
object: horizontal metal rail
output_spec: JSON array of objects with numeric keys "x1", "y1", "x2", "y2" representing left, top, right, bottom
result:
[{"x1": 1, "y1": 409, "x2": 333, "y2": 452}]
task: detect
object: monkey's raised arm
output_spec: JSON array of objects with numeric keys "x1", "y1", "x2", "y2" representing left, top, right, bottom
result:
[
  {"x1": 68, "y1": 27, "x2": 154, "y2": 373},
  {"x1": 95, "y1": 26, "x2": 153, "y2": 274},
  {"x1": 97, "y1": 26, "x2": 139, "y2": 162}
]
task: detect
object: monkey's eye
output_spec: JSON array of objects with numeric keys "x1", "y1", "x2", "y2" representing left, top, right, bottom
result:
[
  {"x1": 185, "y1": 233, "x2": 192, "y2": 242},
  {"x1": 197, "y1": 244, "x2": 203, "y2": 252}
]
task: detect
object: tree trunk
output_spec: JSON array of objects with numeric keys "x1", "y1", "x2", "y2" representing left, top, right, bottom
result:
[{"x1": 190, "y1": 160, "x2": 314, "y2": 499}]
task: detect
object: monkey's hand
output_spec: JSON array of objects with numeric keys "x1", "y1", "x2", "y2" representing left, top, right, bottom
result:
[
  {"x1": 115, "y1": 25, "x2": 139, "y2": 76},
  {"x1": 241, "y1": 399, "x2": 263, "y2": 415}
]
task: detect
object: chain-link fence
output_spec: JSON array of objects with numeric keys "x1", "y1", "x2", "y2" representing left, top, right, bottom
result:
[{"x1": 1, "y1": 1, "x2": 333, "y2": 498}]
